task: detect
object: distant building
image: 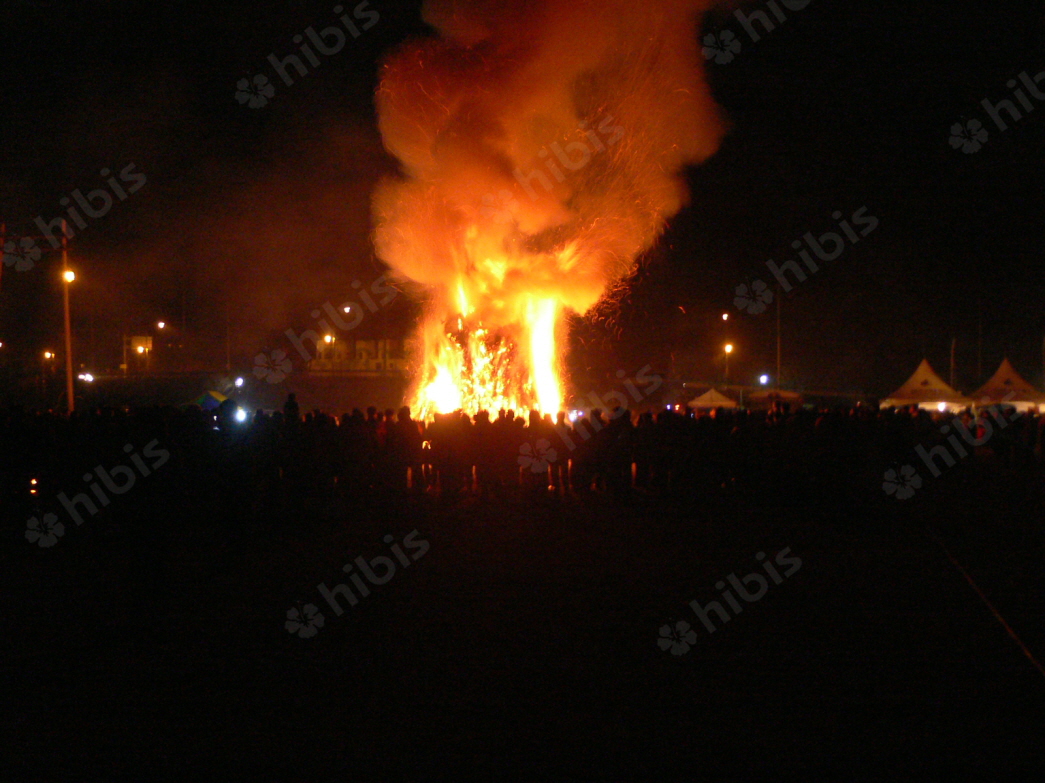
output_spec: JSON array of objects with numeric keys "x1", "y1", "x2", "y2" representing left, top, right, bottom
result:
[{"x1": 308, "y1": 338, "x2": 410, "y2": 376}]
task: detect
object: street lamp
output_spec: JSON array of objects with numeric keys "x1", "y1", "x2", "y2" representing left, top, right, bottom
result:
[
  {"x1": 60, "y1": 245, "x2": 75, "y2": 413},
  {"x1": 157, "y1": 321, "x2": 166, "y2": 329},
  {"x1": 724, "y1": 343, "x2": 734, "y2": 382},
  {"x1": 721, "y1": 313, "x2": 729, "y2": 321},
  {"x1": 759, "y1": 374, "x2": 770, "y2": 386}
]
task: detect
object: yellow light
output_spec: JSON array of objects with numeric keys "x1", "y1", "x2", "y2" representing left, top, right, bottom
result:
[
  {"x1": 157, "y1": 321, "x2": 166, "y2": 329},
  {"x1": 63, "y1": 270, "x2": 75, "y2": 283},
  {"x1": 137, "y1": 346, "x2": 145, "y2": 354},
  {"x1": 722, "y1": 313, "x2": 729, "y2": 321},
  {"x1": 324, "y1": 335, "x2": 334, "y2": 344},
  {"x1": 724, "y1": 344, "x2": 734, "y2": 354},
  {"x1": 44, "y1": 351, "x2": 53, "y2": 360},
  {"x1": 529, "y1": 297, "x2": 561, "y2": 415}
]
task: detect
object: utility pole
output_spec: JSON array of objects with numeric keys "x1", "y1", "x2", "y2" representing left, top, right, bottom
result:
[
  {"x1": 62, "y1": 221, "x2": 74, "y2": 413},
  {"x1": 949, "y1": 337, "x2": 956, "y2": 390},
  {"x1": 976, "y1": 317, "x2": 983, "y2": 385},
  {"x1": 775, "y1": 289, "x2": 781, "y2": 390},
  {"x1": 1, "y1": 220, "x2": 78, "y2": 411}
]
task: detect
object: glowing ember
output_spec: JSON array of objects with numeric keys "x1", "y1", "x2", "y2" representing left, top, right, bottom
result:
[{"x1": 372, "y1": 0, "x2": 726, "y2": 417}]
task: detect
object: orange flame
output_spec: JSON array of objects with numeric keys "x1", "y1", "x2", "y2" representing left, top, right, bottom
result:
[{"x1": 372, "y1": 0, "x2": 725, "y2": 418}]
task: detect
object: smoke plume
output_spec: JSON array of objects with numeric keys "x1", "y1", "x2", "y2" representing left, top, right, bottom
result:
[{"x1": 372, "y1": 0, "x2": 726, "y2": 323}]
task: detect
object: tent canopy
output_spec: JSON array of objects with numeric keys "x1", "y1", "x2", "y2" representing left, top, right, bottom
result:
[
  {"x1": 187, "y1": 391, "x2": 228, "y2": 411},
  {"x1": 747, "y1": 390, "x2": 803, "y2": 404},
  {"x1": 881, "y1": 359, "x2": 973, "y2": 410},
  {"x1": 688, "y1": 388, "x2": 737, "y2": 408},
  {"x1": 974, "y1": 358, "x2": 1045, "y2": 409}
]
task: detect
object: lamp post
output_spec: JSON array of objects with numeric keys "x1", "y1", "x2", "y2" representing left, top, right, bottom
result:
[
  {"x1": 724, "y1": 343, "x2": 734, "y2": 383},
  {"x1": 61, "y1": 224, "x2": 74, "y2": 414}
]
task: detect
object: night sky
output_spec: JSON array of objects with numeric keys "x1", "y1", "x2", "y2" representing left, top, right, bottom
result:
[{"x1": 2, "y1": 0, "x2": 1043, "y2": 397}]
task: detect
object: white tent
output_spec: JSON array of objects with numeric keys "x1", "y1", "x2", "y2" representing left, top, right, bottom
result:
[
  {"x1": 881, "y1": 359, "x2": 973, "y2": 412},
  {"x1": 973, "y1": 358, "x2": 1045, "y2": 412},
  {"x1": 688, "y1": 388, "x2": 737, "y2": 409}
]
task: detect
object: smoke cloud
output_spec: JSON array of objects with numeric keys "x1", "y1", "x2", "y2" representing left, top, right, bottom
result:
[{"x1": 372, "y1": 0, "x2": 726, "y2": 324}]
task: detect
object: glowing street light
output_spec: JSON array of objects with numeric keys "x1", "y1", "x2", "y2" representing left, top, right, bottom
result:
[
  {"x1": 157, "y1": 321, "x2": 166, "y2": 330},
  {"x1": 60, "y1": 250, "x2": 75, "y2": 413},
  {"x1": 724, "y1": 343, "x2": 734, "y2": 382},
  {"x1": 343, "y1": 306, "x2": 352, "y2": 314},
  {"x1": 759, "y1": 374, "x2": 770, "y2": 386},
  {"x1": 137, "y1": 346, "x2": 145, "y2": 355},
  {"x1": 44, "y1": 351, "x2": 54, "y2": 360},
  {"x1": 721, "y1": 313, "x2": 729, "y2": 321},
  {"x1": 323, "y1": 335, "x2": 334, "y2": 344},
  {"x1": 234, "y1": 377, "x2": 244, "y2": 388}
]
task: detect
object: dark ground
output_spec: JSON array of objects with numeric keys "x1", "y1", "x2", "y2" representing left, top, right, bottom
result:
[{"x1": 3, "y1": 464, "x2": 1044, "y2": 781}]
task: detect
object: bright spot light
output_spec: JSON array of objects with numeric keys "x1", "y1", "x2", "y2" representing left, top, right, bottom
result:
[
  {"x1": 62, "y1": 270, "x2": 75, "y2": 283},
  {"x1": 759, "y1": 374, "x2": 769, "y2": 385},
  {"x1": 157, "y1": 321, "x2": 166, "y2": 329},
  {"x1": 30, "y1": 479, "x2": 37, "y2": 485},
  {"x1": 235, "y1": 377, "x2": 244, "y2": 388},
  {"x1": 44, "y1": 351, "x2": 53, "y2": 360},
  {"x1": 724, "y1": 344, "x2": 734, "y2": 354},
  {"x1": 343, "y1": 306, "x2": 351, "y2": 313},
  {"x1": 137, "y1": 346, "x2": 145, "y2": 354},
  {"x1": 937, "y1": 402, "x2": 947, "y2": 412},
  {"x1": 77, "y1": 374, "x2": 85, "y2": 380},
  {"x1": 722, "y1": 313, "x2": 729, "y2": 321},
  {"x1": 235, "y1": 408, "x2": 248, "y2": 423},
  {"x1": 568, "y1": 411, "x2": 578, "y2": 422},
  {"x1": 84, "y1": 373, "x2": 94, "y2": 383},
  {"x1": 323, "y1": 335, "x2": 333, "y2": 344}
]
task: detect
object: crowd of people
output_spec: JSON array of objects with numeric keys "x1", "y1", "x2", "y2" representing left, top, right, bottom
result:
[{"x1": 7, "y1": 391, "x2": 1045, "y2": 526}]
